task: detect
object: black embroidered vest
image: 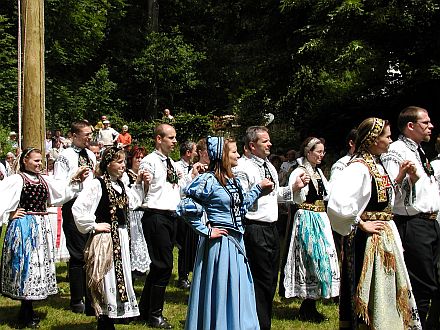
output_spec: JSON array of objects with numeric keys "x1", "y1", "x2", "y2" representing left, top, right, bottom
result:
[
  {"x1": 18, "y1": 174, "x2": 49, "y2": 212},
  {"x1": 95, "y1": 177, "x2": 127, "y2": 226}
]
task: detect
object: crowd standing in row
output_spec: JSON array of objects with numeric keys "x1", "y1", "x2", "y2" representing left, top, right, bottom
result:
[{"x1": 0, "y1": 106, "x2": 439, "y2": 330}]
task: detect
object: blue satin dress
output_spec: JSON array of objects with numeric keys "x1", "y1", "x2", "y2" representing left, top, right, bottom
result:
[{"x1": 177, "y1": 172, "x2": 262, "y2": 330}]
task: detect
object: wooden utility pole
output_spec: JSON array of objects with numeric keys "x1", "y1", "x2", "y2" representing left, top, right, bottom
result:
[{"x1": 21, "y1": 0, "x2": 45, "y2": 153}]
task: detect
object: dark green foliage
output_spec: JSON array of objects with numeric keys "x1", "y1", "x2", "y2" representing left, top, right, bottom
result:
[
  {"x1": 0, "y1": 125, "x2": 14, "y2": 157},
  {"x1": 279, "y1": 0, "x2": 440, "y2": 147},
  {"x1": 0, "y1": 15, "x2": 17, "y2": 126},
  {"x1": 131, "y1": 30, "x2": 206, "y2": 119},
  {"x1": 45, "y1": 65, "x2": 125, "y2": 130},
  {"x1": 1, "y1": 0, "x2": 440, "y2": 153},
  {"x1": 126, "y1": 112, "x2": 213, "y2": 154}
]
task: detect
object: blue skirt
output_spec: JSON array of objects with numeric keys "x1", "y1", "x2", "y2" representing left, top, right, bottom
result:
[
  {"x1": 1, "y1": 215, "x2": 58, "y2": 300},
  {"x1": 186, "y1": 231, "x2": 260, "y2": 330}
]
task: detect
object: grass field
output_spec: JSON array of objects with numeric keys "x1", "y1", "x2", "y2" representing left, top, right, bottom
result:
[{"x1": 0, "y1": 226, "x2": 339, "y2": 329}]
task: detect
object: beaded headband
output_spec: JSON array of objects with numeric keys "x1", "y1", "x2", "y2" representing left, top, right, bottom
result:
[
  {"x1": 19, "y1": 147, "x2": 37, "y2": 172},
  {"x1": 359, "y1": 118, "x2": 385, "y2": 150},
  {"x1": 99, "y1": 146, "x2": 123, "y2": 173},
  {"x1": 304, "y1": 137, "x2": 321, "y2": 155}
]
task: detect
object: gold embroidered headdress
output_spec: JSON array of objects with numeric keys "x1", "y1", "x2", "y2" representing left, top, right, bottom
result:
[
  {"x1": 358, "y1": 118, "x2": 385, "y2": 152},
  {"x1": 352, "y1": 118, "x2": 389, "y2": 203}
]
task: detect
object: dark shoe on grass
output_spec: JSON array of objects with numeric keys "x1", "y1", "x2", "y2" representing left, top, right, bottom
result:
[
  {"x1": 70, "y1": 301, "x2": 85, "y2": 314},
  {"x1": 176, "y1": 279, "x2": 191, "y2": 290},
  {"x1": 149, "y1": 315, "x2": 173, "y2": 329}
]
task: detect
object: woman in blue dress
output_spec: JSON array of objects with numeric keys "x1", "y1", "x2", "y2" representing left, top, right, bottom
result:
[{"x1": 176, "y1": 136, "x2": 273, "y2": 330}]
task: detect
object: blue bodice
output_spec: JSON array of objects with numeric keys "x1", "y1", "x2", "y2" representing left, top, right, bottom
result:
[{"x1": 176, "y1": 172, "x2": 262, "y2": 236}]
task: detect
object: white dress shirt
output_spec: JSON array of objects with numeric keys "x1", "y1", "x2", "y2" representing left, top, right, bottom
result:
[
  {"x1": 53, "y1": 145, "x2": 97, "y2": 196},
  {"x1": 139, "y1": 150, "x2": 182, "y2": 211},
  {"x1": 329, "y1": 154, "x2": 351, "y2": 185},
  {"x1": 382, "y1": 135, "x2": 440, "y2": 215},
  {"x1": 281, "y1": 160, "x2": 297, "y2": 173},
  {"x1": 175, "y1": 159, "x2": 193, "y2": 184},
  {"x1": 234, "y1": 155, "x2": 293, "y2": 223}
]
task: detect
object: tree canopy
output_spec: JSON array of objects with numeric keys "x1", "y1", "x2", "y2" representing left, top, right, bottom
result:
[{"x1": 1, "y1": 0, "x2": 440, "y2": 153}]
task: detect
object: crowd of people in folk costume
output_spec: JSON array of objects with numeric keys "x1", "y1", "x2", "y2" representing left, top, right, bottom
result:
[{"x1": 1, "y1": 105, "x2": 440, "y2": 330}]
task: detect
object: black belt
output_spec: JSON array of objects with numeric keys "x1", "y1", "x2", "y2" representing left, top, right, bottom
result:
[
  {"x1": 244, "y1": 218, "x2": 276, "y2": 227},
  {"x1": 144, "y1": 208, "x2": 177, "y2": 218},
  {"x1": 395, "y1": 212, "x2": 438, "y2": 221}
]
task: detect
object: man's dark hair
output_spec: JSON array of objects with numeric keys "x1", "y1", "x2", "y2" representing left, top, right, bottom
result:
[
  {"x1": 71, "y1": 120, "x2": 91, "y2": 134},
  {"x1": 397, "y1": 106, "x2": 427, "y2": 133},
  {"x1": 346, "y1": 128, "x2": 358, "y2": 150}
]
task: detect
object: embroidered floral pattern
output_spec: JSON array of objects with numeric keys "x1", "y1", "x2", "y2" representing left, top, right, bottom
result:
[
  {"x1": 1, "y1": 176, "x2": 57, "y2": 300},
  {"x1": 103, "y1": 173, "x2": 130, "y2": 302},
  {"x1": 18, "y1": 174, "x2": 49, "y2": 212},
  {"x1": 351, "y1": 151, "x2": 391, "y2": 204}
]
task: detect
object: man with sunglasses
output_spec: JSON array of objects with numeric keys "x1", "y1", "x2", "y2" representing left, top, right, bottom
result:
[{"x1": 382, "y1": 106, "x2": 440, "y2": 328}]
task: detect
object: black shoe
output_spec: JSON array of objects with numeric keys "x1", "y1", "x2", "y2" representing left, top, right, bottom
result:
[
  {"x1": 299, "y1": 309, "x2": 328, "y2": 323},
  {"x1": 32, "y1": 312, "x2": 40, "y2": 323},
  {"x1": 97, "y1": 315, "x2": 115, "y2": 330},
  {"x1": 299, "y1": 299, "x2": 328, "y2": 323},
  {"x1": 148, "y1": 315, "x2": 173, "y2": 329},
  {"x1": 70, "y1": 301, "x2": 85, "y2": 314},
  {"x1": 18, "y1": 301, "x2": 40, "y2": 329},
  {"x1": 23, "y1": 320, "x2": 40, "y2": 329},
  {"x1": 148, "y1": 285, "x2": 173, "y2": 328},
  {"x1": 176, "y1": 279, "x2": 191, "y2": 290},
  {"x1": 18, "y1": 315, "x2": 40, "y2": 329}
]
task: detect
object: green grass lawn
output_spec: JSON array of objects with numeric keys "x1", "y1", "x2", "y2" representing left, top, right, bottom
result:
[{"x1": 0, "y1": 226, "x2": 339, "y2": 329}]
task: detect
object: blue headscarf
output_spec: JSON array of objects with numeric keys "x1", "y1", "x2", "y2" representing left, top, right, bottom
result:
[{"x1": 207, "y1": 136, "x2": 224, "y2": 170}]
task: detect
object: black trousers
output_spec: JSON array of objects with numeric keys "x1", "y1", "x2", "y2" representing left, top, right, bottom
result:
[
  {"x1": 244, "y1": 220, "x2": 280, "y2": 330},
  {"x1": 139, "y1": 212, "x2": 176, "y2": 316},
  {"x1": 62, "y1": 199, "x2": 89, "y2": 304},
  {"x1": 394, "y1": 214, "x2": 440, "y2": 328},
  {"x1": 176, "y1": 218, "x2": 198, "y2": 279}
]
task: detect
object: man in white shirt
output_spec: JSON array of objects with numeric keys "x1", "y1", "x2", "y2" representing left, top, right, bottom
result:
[
  {"x1": 234, "y1": 126, "x2": 308, "y2": 330},
  {"x1": 49, "y1": 138, "x2": 63, "y2": 161},
  {"x1": 162, "y1": 108, "x2": 174, "y2": 121},
  {"x1": 382, "y1": 106, "x2": 440, "y2": 328},
  {"x1": 54, "y1": 120, "x2": 96, "y2": 314},
  {"x1": 97, "y1": 120, "x2": 119, "y2": 147},
  {"x1": 280, "y1": 149, "x2": 298, "y2": 174},
  {"x1": 137, "y1": 124, "x2": 182, "y2": 329}
]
